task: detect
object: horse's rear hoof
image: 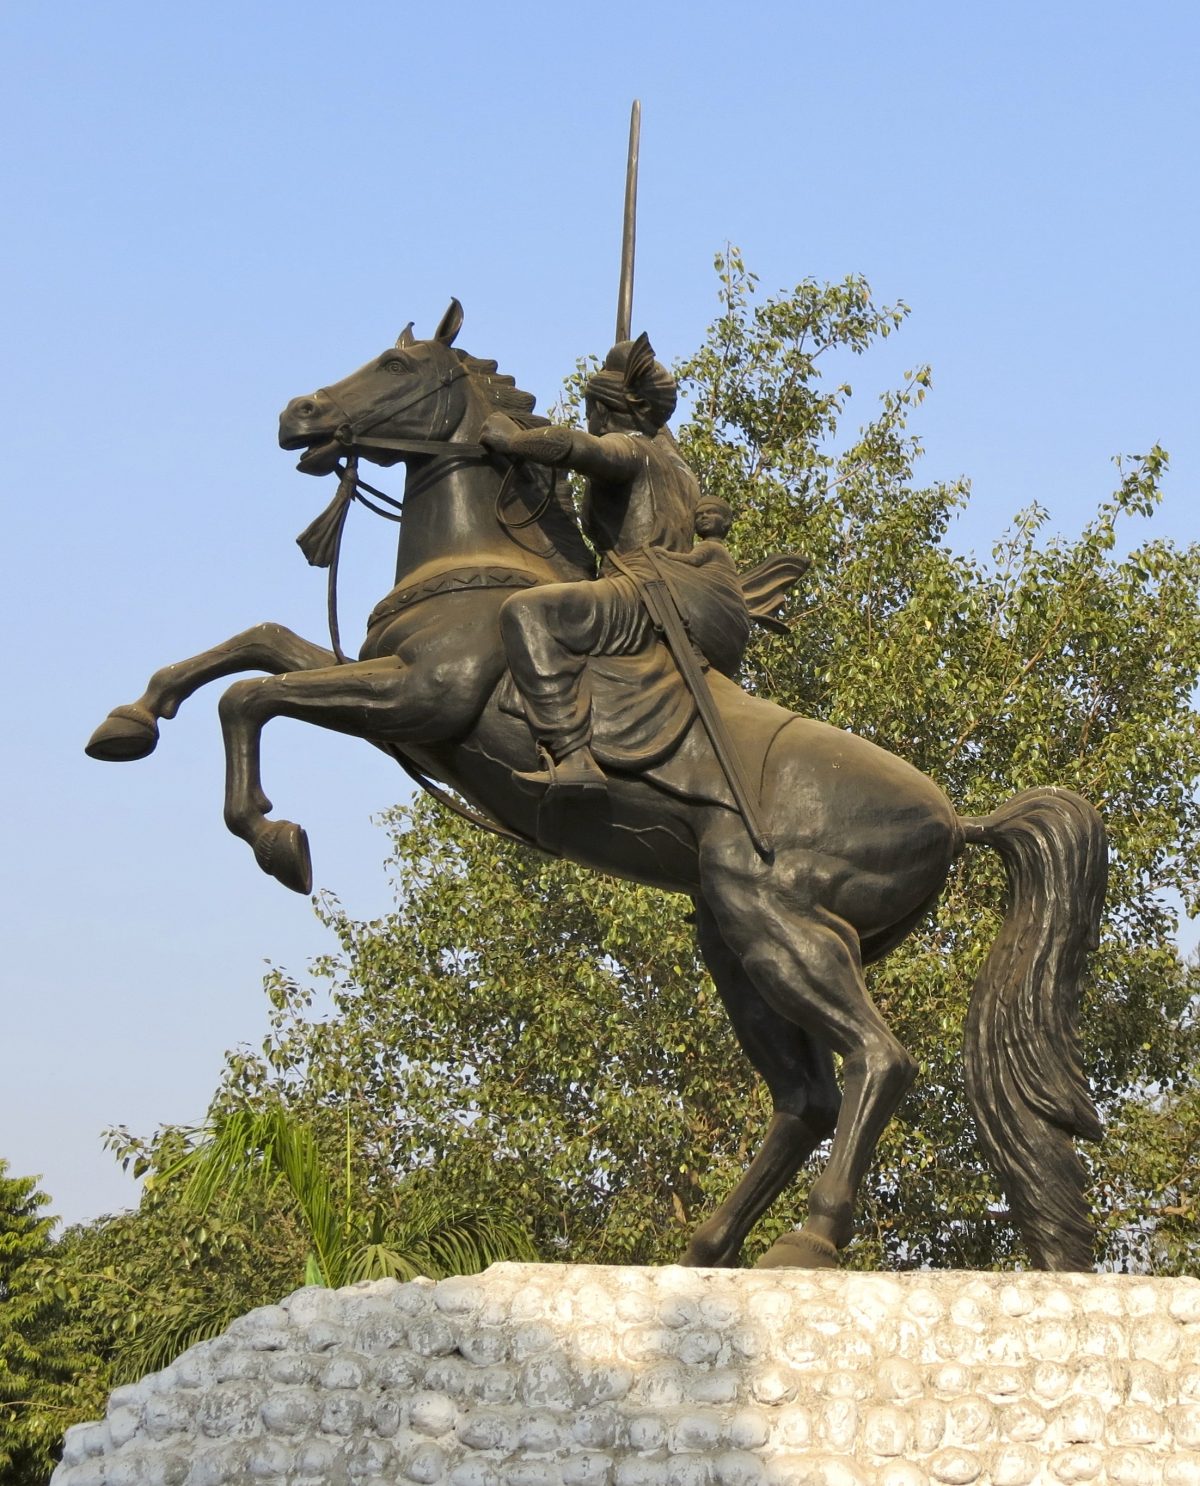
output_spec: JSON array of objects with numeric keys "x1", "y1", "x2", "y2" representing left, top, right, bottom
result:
[
  {"x1": 254, "y1": 820, "x2": 313, "y2": 895},
  {"x1": 85, "y1": 705, "x2": 159, "y2": 762},
  {"x1": 755, "y1": 1229, "x2": 839, "y2": 1270}
]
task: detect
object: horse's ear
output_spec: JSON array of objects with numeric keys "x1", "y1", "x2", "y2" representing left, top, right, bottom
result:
[
  {"x1": 395, "y1": 322, "x2": 416, "y2": 348},
  {"x1": 434, "y1": 298, "x2": 463, "y2": 346}
]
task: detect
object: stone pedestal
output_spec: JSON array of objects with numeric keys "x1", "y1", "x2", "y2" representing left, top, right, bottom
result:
[{"x1": 54, "y1": 1265, "x2": 1200, "y2": 1484}]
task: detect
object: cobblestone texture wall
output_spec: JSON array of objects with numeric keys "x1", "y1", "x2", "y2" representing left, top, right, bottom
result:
[{"x1": 53, "y1": 1264, "x2": 1200, "y2": 1485}]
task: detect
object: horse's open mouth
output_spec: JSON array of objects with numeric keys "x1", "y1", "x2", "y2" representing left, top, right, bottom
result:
[{"x1": 290, "y1": 437, "x2": 343, "y2": 476}]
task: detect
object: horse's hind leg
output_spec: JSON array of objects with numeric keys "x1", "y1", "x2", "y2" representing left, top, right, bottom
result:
[
  {"x1": 682, "y1": 901, "x2": 840, "y2": 1268},
  {"x1": 86, "y1": 624, "x2": 335, "y2": 762},
  {"x1": 702, "y1": 865, "x2": 917, "y2": 1266}
]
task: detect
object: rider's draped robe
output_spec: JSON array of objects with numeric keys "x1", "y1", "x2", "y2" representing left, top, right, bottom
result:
[{"x1": 500, "y1": 428, "x2": 752, "y2": 762}]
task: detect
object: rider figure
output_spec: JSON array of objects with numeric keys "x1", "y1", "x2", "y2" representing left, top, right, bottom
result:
[{"x1": 480, "y1": 333, "x2": 752, "y2": 795}]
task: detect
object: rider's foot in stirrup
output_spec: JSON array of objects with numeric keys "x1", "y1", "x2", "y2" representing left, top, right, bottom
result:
[{"x1": 515, "y1": 743, "x2": 607, "y2": 797}]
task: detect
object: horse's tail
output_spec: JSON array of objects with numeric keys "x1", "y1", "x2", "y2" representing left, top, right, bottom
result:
[{"x1": 958, "y1": 787, "x2": 1107, "y2": 1270}]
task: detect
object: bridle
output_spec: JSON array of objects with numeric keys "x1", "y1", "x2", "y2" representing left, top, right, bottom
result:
[
  {"x1": 323, "y1": 358, "x2": 484, "y2": 462},
  {"x1": 298, "y1": 358, "x2": 558, "y2": 642},
  {"x1": 291, "y1": 357, "x2": 560, "y2": 853},
  {"x1": 297, "y1": 360, "x2": 490, "y2": 658},
  {"x1": 324, "y1": 359, "x2": 557, "y2": 537}
]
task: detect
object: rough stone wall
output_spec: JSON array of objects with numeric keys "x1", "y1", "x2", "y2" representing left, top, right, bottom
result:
[{"x1": 54, "y1": 1265, "x2": 1200, "y2": 1485}]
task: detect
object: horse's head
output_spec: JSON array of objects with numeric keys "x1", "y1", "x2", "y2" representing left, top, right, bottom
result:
[{"x1": 279, "y1": 300, "x2": 470, "y2": 476}]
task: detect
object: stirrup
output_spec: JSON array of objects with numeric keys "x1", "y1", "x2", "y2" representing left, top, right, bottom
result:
[{"x1": 514, "y1": 746, "x2": 607, "y2": 799}]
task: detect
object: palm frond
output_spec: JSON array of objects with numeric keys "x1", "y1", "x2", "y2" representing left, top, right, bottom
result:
[
  {"x1": 339, "y1": 1242, "x2": 425, "y2": 1286},
  {"x1": 389, "y1": 1192, "x2": 538, "y2": 1278},
  {"x1": 156, "y1": 1105, "x2": 535, "y2": 1295},
  {"x1": 165, "y1": 1107, "x2": 342, "y2": 1285},
  {"x1": 114, "y1": 1298, "x2": 243, "y2": 1384}
]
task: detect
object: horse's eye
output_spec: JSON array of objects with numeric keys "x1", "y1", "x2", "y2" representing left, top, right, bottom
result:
[{"x1": 383, "y1": 358, "x2": 410, "y2": 375}]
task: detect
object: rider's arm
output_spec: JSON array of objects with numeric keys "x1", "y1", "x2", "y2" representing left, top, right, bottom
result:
[{"x1": 480, "y1": 414, "x2": 643, "y2": 481}]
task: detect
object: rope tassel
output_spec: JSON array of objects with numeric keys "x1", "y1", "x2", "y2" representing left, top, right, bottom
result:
[{"x1": 296, "y1": 457, "x2": 358, "y2": 568}]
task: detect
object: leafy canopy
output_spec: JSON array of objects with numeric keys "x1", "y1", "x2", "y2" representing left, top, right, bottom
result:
[
  {"x1": 0, "y1": 1162, "x2": 107, "y2": 1486},
  {"x1": 159, "y1": 1104, "x2": 538, "y2": 1289}
]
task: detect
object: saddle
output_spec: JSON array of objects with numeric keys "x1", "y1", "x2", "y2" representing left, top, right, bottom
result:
[
  {"x1": 496, "y1": 548, "x2": 809, "y2": 801},
  {"x1": 496, "y1": 648, "x2": 795, "y2": 814},
  {"x1": 496, "y1": 642, "x2": 695, "y2": 772}
]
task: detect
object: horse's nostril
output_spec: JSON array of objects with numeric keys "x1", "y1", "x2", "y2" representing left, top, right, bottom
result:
[{"x1": 296, "y1": 401, "x2": 316, "y2": 418}]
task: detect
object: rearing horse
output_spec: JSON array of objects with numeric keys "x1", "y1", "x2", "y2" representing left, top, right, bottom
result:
[{"x1": 87, "y1": 301, "x2": 1107, "y2": 1271}]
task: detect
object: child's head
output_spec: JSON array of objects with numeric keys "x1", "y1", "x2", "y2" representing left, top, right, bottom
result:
[{"x1": 695, "y1": 496, "x2": 734, "y2": 540}]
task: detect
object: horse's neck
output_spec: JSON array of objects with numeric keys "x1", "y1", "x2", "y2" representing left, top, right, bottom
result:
[{"x1": 393, "y1": 445, "x2": 590, "y2": 586}]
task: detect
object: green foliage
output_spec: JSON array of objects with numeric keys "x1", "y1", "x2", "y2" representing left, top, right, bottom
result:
[
  {"x1": 161, "y1": 1104, "x2": 537, "y2": 1288},
  {"x1": 0, "y1": 1162, "x2": 103, "y2": 1485},
  {"x1": 53, "y1": 1130, "x2": 309, "y2": 1385},
  {"x1": 219, "y1": 251, "x2": 1198, "y2": 1272}
]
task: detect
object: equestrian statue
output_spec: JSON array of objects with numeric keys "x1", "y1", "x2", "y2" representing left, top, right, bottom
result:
[{"x1": 86, "y1": 106, "x2": 1107, "y2": 1272}]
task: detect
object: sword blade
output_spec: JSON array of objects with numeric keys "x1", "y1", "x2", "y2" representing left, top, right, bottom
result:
[{"x1": 616, "y1": 100, "x2": 641, "y2": 344}]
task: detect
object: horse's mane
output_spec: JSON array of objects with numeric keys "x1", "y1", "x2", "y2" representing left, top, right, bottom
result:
[
  {"x1": 455, "y1": 351, "x2": 550, "y2": 428},
  {"x1": 454, "y1": 349, "x2": 593, "y2": 574}
]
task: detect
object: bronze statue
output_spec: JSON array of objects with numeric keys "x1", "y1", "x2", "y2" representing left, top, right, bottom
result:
[{"x1": 85, "y1": 108, "x2": 1107, "y2": 1272}]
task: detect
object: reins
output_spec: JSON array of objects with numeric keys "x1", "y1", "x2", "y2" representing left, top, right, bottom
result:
[
  {"x1": 293, "y1": 408, "x2": 557, "y2": 856},
  {"x1": 299, "y1": 451, "x2": 540, "y2": 663},
  {"x1": 294, "y1": 452, "x2": 410, "y2": 663},
  {"x1": 296, "y1": 354, "x2": 493, "y2": 660}
]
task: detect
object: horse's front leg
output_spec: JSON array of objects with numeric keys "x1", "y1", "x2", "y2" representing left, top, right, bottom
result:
[
  {"x1": 217, "y1": 656, "x2": 427, "y2": 894},
  {"x1": 86, "y1": 623, "x2": 335, "y2": 762}
]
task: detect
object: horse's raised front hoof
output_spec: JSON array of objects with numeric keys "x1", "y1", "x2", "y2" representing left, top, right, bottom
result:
[
  {"x1": 755, "y1": 1229, "x2": 839, "y2": 1270},
  {"x1": 85, "y1": 704, "x2": 160, "y2": 762},
  {"x1": 253, "y1": 820, "x2": 313, "y2": 895}
]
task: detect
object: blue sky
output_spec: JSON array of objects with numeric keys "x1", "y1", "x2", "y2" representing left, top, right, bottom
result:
[{"x1": 2, "y1": 2, "x2": 1196, "y2": 1226}]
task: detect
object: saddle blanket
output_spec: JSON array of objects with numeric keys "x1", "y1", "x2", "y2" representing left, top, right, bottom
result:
[{"x1": 497, "y1": 646, "x2": 795, "y2": 814}]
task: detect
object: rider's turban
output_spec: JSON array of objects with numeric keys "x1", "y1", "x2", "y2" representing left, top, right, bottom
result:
[{"x1": 585, "y1": 332, "x2": 677, "y2": 433}]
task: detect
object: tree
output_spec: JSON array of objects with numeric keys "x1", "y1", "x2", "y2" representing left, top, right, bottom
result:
[
  {"x1": 49, "y1": 1137, "x2": 309, "y2": 1386},
  {"x1": 0, "y1": 1162, "x2": 102, "y2": 1486},
  {"x1": 163, "y1": 1103, "x2": 538, "y2": 1288},
  {"x1": 216, "y1": 252, "x2": 1198, "y2": 1273}
]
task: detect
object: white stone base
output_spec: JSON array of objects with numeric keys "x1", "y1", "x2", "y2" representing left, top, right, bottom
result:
[{"x1": 54, "y1": 1265, "x2": 1200, "y2": 1485}]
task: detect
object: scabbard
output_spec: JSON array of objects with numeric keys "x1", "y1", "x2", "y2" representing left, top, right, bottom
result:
[{"x1": 621, "y1": 552, "x2": 773, "y2": 860}]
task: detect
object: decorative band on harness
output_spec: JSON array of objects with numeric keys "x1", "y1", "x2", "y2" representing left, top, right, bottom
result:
[{"x1": 366, "y1": 567, "x2": 544, "y2": 631}]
